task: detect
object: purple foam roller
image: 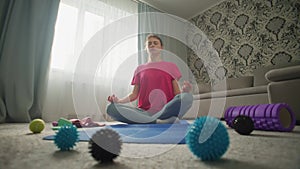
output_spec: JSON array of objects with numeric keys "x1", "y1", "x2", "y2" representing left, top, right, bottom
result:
[{"x1": 224, "y1": 103, "x2": 296, "y2": 132}]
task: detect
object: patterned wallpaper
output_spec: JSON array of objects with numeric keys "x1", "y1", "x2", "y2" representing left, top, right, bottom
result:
[{"x1": 188, "y1": 0, "x2": 300, "y2": 83}]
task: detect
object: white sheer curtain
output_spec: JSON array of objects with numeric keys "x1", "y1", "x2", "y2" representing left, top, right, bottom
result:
[
  {"x1": 138, "y1": 2, "x2": 191, "y2": 89},
  {"x1": 43, "y1": 0, "x2": 138, "y2": 122}
]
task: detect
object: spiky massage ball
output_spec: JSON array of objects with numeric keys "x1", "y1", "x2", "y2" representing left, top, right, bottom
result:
[
  {"x1": 54, "y1": 125, "x2": 79, "y2": 151},
  {"x1": 185, "y1": 116, "x2": 230, "y2": 161},
  {"x1": 89, "y1": 128, "x2": 122, "y2": 163}
]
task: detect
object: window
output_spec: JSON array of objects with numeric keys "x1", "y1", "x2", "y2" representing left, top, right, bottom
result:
[
  {"x1": 44, "y1": 0, "x2": 138, "y2": 121},
  {"x1": 50, "y1": 0, "x2": 138, "y2": 72}
]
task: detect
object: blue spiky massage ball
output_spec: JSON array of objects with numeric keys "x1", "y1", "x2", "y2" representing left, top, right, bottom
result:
[
  {"x1": 186, "y1": 116, "x2": 230, "y2": 161},
  {"x1": 54, "y1": 125, "x2": 79, "y2": 151}
]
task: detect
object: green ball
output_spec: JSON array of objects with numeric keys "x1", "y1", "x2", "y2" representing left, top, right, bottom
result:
[{"x1": 29, "y1": 119, "x2": 45, "y2": 133}]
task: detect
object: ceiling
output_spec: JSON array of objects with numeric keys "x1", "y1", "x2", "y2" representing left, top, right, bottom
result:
[{"x1": 140, "y1": 0, "x2": 225, "y2": 19}]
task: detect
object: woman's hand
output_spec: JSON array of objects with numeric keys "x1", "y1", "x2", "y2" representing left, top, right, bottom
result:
[
  {"x1": 107, "y1": 94, "x2": 119, "y2": 103},
  {"x1": 182, "y1": 81, "x2": 192, "y2": 93}
]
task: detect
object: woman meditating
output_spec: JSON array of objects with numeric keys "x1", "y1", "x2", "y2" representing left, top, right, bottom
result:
[{"x1": 106, "y1": 34, "x2": 193, "y2": 124}]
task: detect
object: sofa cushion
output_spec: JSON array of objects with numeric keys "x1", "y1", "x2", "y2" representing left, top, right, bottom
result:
[
  {"x1": 227, "y1": 76, "x2": 253, "y2": 90},
  {"x1": 265, "y1": 65, "x2": 300, "y2": 82},
  {"x1": 195, "y1": 76, "x2": 254, "y2": 94},
  {"x1": 212, "y1": 79, "x2": 229, "y2": 92},
  {"x1": 253, "y1": 66, "x2": 276, "y2": 86},
  {"x1": 193, "y1": 85, "x2": 267, "y2": 100},
  {"x1": 253, "y1": 62, "x2": 300, "y2": 86},
  {"x1": 196, "y1": 83, "x2": 211, "y2": 94}
]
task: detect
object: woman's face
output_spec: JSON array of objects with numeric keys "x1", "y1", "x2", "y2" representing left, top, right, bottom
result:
[{"x1": 146, "y1": 37, "x2": 163, "y2": 55}]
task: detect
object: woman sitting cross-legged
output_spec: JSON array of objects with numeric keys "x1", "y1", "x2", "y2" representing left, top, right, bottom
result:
[{"x1": 106, "y1": 34, "x2": 193, "y2": 124}]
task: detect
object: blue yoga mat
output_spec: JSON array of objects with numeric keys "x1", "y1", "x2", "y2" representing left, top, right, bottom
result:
[{"x1": 43, "y1": 120, "x2": 190, "y2": 144}]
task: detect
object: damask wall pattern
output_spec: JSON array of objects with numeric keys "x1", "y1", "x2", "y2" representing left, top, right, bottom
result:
[{"x1": 188, "y1": 0, "x2": 300, "y2": 83}]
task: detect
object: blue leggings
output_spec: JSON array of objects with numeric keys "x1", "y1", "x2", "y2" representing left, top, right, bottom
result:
[{"x1": 106, "y1": 93, "x2": 193, "y2": 124}]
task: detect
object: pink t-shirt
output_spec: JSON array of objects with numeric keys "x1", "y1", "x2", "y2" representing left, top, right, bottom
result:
[{"x1": 131, "y1": 61, "x2": 181, "y2": 113}]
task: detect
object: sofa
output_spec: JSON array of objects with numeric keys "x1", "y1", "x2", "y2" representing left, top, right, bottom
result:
[{"x1": 183, "y1": 63, "x2": 300, "y2": 124}]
